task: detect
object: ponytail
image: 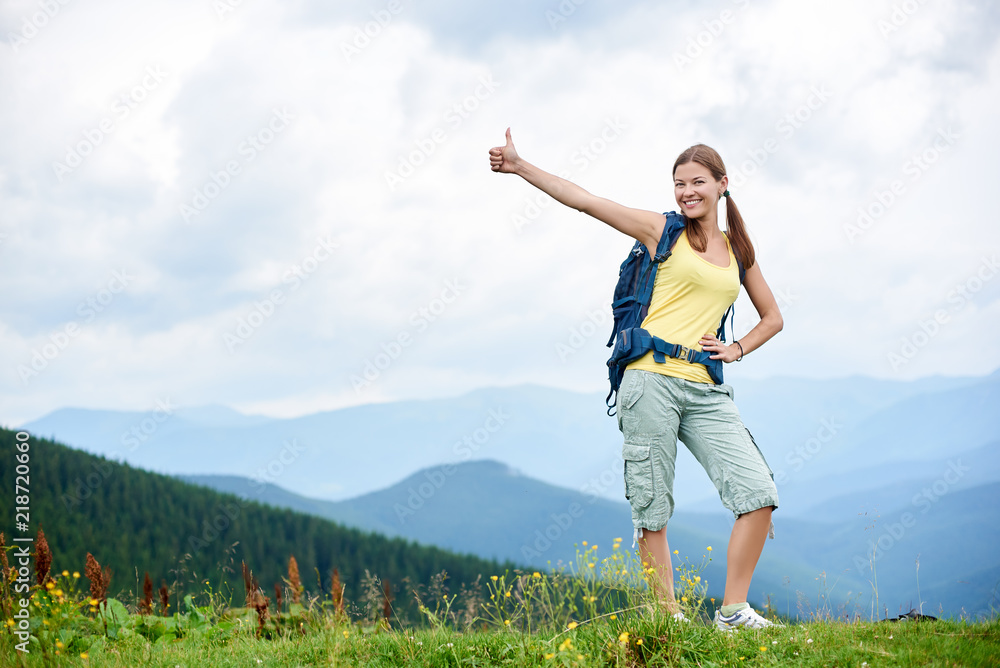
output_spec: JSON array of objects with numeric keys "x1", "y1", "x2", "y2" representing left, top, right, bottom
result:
[{"x1": 724, "y1": 194, "x2": 755, "y2": 271}]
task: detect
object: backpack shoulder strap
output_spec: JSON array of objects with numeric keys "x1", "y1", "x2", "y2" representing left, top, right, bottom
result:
[{"x1": 655, "y1": 212, "x2": 686, "y2": 260}]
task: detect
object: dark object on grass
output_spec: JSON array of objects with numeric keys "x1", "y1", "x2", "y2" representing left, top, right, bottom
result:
[{"x1": 884, "y1": 608, "x2": 938, "y2": 622}]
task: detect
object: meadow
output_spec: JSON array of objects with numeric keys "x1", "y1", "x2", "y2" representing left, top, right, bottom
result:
[{"x1": 3, "y1": 529, "x2": 997, "y2": 667}]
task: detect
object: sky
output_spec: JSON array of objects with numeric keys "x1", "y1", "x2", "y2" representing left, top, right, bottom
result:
[{"x1": 2, "y1": 0, "x2": 999, "y2": 426}]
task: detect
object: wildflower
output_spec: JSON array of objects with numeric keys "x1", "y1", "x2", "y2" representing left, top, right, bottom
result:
[
  {"x1": 81, "y1": 653, "x2": 89, "y2": 660},
  {"x1": 533, "y1": 572, "x2": 541, "y2": 578},
  {"x1": 707, "y1": 546, "x2": 712, "y2": 551},
  {"x1": 504, "y1": 620, "x2": 511, "y2": 626},
  {"x1": 673, "y1": 550, "x2": 679, "y2": 555},
  {"x1": 694, "y1": 576, "x2": 701, "y2": 583},
  {"x1": 614, "y1": 537, "x2": 622, "y2": 542},
  {"x1": 62, "y1": 570, "x2": 69, "y2": 577},
  {"x1": 760, "y1": 646, "x2": 767, "y2": 652},
  {"x1": 491, "y1": 575, "x2": 498, "y2": 581},
  {"x1": 592, "y1": 545, "x2": 598, "y2": 550},
  {"x1": 807, "y1": 638, "x2": 813, "y2": 644},
  {"x1": 446, "y1": 643, "x2": 453, "y2": 647},
  {"x1": 559, "y1": 638, "x2": 573, "y2": 653},
  {"x1": 681, "y1": 596, "x2": 687, "y2": 603},
  {"x1": 636, "y1": 639, "x2": 643, "y2": 645},
  {"x1": 343, "y1": 630, "x2": 349, "y2": 638},
  {"x1": 56, "y1": 641, "x2": 64, "y2": 649},
  {"x1": 577, "y1": 654, "x2": 583, "y2": 660},
  {"x1": 46, "y1": 582, "x2": 55, "y2": 590},
  {"x1": 544, "y1": 653, "x2": 555, "y2": 659},
  {"x1": 588, "y1": 596, "x2": 596, "y2": 602},
  {"x1": 567, "y1": 621, "x2": 578, "y2": 630},
  {"x1": 505, "y1": 591, "x2": 511, "y2": 598},
  {"x1": 618, "y1": 631, "x2": 629, "y2": 644},
  {"x1": 35, "y1": 528, "x2": 52, "y2": 585},
  {"x1": 772, "y1": 640, "x2": 778, "y2": 644},
  {"x1": 73, "y1": 572, "x2": 80, "y2": 578},
  {"x1": 582, "y1": 541, "x2": 588, "y2": 546},
  {"x1": 610, "y1": 614, "x2": 617, "y2": 620},
  {"x1": 588, "y1": 563, "x2": 595, "y2": 569},
  {"x1": 54, "y1": 589, "x2": 63, "y2": 597}
]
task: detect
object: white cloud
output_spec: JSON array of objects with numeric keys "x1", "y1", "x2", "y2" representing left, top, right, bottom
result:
[{"x1": 1, "y1": 0, "x2": 999, "y2": 425}]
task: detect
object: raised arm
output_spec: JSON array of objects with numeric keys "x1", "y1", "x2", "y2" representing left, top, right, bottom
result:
[{"x1": 490, "y1": 128, "x2": 664, "y2": 251}]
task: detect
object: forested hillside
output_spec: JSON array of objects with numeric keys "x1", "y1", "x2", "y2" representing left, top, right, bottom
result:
[{"x1": 0, "y1": 427, "x2": 517, "y2": 621}]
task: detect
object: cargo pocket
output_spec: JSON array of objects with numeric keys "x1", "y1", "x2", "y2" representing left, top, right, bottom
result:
[
  {"x1": 622, "y1": 443, "x2": 653, "y2": 508},
  {"x1": 617, "y1": 371, "x2": 646, "y2": 432}
]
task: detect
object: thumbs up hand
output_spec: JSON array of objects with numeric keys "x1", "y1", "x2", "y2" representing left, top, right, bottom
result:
[{"x1": 489, "y1": 127, "x2": 520, "y2": 174}]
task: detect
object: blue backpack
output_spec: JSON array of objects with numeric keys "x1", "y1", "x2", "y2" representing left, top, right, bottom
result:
[{"x1": 605, "y1": 212, "x2": 745, "y2": 415}]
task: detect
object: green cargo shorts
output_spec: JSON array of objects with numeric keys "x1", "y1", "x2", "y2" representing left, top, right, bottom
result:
[{"x1": 616, "y1": 369, "x2": 778, "y2": 539}]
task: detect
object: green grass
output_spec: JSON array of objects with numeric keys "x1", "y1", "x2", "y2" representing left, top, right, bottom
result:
[
  {"x1": 3, "y1": 536, "x2": 998, "y2": 667},
  {"x1": 3, "y1": 614, "x2": 997, "y2": 667}
]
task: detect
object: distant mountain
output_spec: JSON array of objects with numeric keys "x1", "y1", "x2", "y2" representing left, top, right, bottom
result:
[
  {"x1": 0, "y1": 427, "x2": 513, "y2": 624},
  {"x1": 182, "y1": 459, "x2": 1000, "y2": 619},
  {"x1": 21, "y1": 374, "x2": 1000, "y2": 518}
]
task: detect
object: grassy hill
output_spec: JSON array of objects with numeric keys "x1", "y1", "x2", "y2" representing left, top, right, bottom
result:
[{"x1": 0, "y1": 427, "x2": 518, "y2": 623}]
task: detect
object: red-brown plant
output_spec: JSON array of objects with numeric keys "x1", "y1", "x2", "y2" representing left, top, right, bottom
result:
[{"x1": 35, "y1": 527, "x2": 52, "y2": 586}]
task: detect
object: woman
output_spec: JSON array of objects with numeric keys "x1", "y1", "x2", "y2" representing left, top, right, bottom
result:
[{"x1": 489, "y1": 129, "x2": 782, "y2": 630}]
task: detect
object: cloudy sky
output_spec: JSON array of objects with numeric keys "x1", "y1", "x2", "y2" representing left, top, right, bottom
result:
[{"x1": 2, "y1": 0, "x2": 998, "y2": 426}]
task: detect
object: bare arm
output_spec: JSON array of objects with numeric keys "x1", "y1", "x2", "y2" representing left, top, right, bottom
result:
[
  {"x1": 700, "y1": 261, "x2": 783, "y2": 363},
  {"x1": 490, "y1": 128, "x2": 663, "y2": 250}
]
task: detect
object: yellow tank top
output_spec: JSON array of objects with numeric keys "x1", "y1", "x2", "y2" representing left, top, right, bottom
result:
[{"x1": 625, "y1": 229, "x2": 741, "y2": 383}]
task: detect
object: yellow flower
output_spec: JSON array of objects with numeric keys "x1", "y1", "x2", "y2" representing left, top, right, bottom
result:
[
  {"x1": 591, "y1": 545, "x2": 598, "y2": 550},
  {"x1": 62, "y1": 570, "x2": 69, "y2": 577},
  {"x1": 577, "y1": 655, "x2": 583, "y2": 660},
  {"x1": 694, "y1": 576, "x2": 701, "y2": 583},
  {"x1": 4, "y1": 620, "x2": 13, "y2": 627},
  {"x1": 559, "y1": 637, "x2": 573, "y2": 652},
  {"x1": 681, "y1": 596, "x2": 688, "y2": 603},
  {"x1": 491, "y1": 575, "x2": 498, "y2": 581},
  {"x1": 80, "y1": 654, "x2": 88, "y2": 660},
  {"x1": 707, "y1": 546, "x2": 713, "y2": 551},
  {"x1": 56, "y1": 641, "x2": 64, "y2": 649},
  {"x1": 54, "y1": 589, "x2": 63, "y2": 597},
  {"x1": 73, "y1": 572, "x2": 80, "y2": 578},
  {"x1": 582, "y1": 541, "x2": 588, "y2": 546},
  {"x1": 46, "y1": 582, "x2": 55, "y2": 590},
  {"x1": 505, "y1": 591, "x2": 511, "y2": 598},
  {"x1": 637, "y1": 639, "x2": 643, "y2": 646},
  {"x1": 343, "y1": 630, "x2": 349, "y2": 638},
  {"x1": 614, "y1": 537, "x2": 622, "y2": 542},
  {"x1": 504, "y1": 619, "x2": 511, "y2": 626},
  {"x1": 673, "y1": 550, "x2": 679, "y2": 555},
  {"x1": 588, "y1": 596, "x2": 596, "y2": 602},
  {"x1": 609, "y1": 614, "x2": 617, "y2": 620},
  {"x1": 618, "y1": 631, "x2": 630, "y2": 644},
  {"x1": 759, "y1": 646, "x2": 767, "y2": 652},
  {"x1": 544, "y1": 653, "x2": 555, "y2": 659},
  {"x1": 588, "y1": 563, "x2": 595, "y2": 569},
  {"x1": 532, "y1": 572, "x2": 541, "y2": 578},
  {"x1": 567, "y1": 621, "x2": 578, "y2": 630}
]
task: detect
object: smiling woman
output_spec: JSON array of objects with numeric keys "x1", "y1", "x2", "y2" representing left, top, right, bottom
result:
[{"x1": 489, "y1": 128, "x2": 784, "y2": 630}]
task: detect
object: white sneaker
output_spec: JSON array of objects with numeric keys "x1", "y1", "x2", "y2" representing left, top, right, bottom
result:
[{"x1": 714, "y1": 607, "x2": 782, "y2": 631}]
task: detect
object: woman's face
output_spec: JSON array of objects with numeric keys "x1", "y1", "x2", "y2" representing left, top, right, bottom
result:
[{"x1": 673, "y1": 161, "x2": 725, "y2": 220}]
